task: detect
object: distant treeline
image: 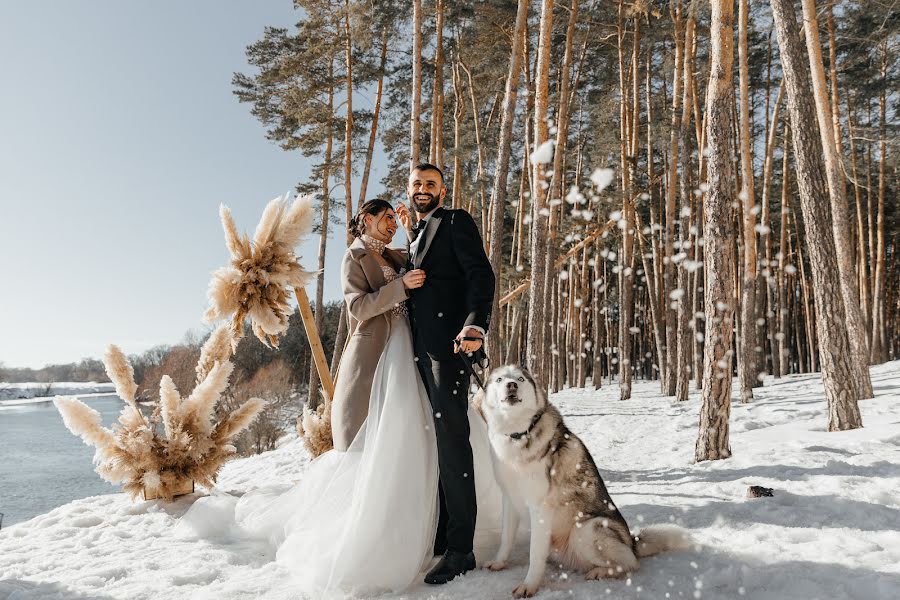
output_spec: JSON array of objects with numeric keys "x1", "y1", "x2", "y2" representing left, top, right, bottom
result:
[{"x1": 0, "y1": 360, "x2": 108, "y2": 384}]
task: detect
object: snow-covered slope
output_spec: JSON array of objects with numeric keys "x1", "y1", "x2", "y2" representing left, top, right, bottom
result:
[
  {"x1": 1, "y1": 362, "x2": 899, "y2": 600},
  {"x1": 0, "y1": 382, "x2": 115, "y2": 402}
]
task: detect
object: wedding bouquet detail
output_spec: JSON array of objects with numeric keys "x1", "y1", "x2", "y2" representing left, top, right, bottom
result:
[{"x1": 54, "y1": 327, "x2": 263, "y2": 501}]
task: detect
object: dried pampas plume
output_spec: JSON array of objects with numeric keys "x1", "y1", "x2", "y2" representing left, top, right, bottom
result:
[
  {"x1": 103, "y1": 345, "x2": 142, "y2": 420},
  {"x1": 195, "y1": 322, "x2": 233, "y2": 384},
  {"x1": 55, "y1": 333, "x2": 263, "y2": 501},
  {"x1": 297, "y1": 400, "x2": 333, "y2": 457},
  {"x1": 205, "y1": 193, "x2": 316, "y2": 349}
]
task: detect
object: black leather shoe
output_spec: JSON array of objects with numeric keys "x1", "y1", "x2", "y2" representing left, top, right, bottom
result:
[{"x1": 424, "y1": 550, "x2": 476, "y2": 585}]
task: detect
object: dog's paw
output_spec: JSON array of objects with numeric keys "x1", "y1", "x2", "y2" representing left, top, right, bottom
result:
[
  {"x1": 512, "y1": 582, "x2": 540, "y2": 598},
  {"x1": 585, "y1": 566, "x2": 631, "y2": 580},
  {"x1": 485, "y1": 560, "x2": 508, "y2": 572}
]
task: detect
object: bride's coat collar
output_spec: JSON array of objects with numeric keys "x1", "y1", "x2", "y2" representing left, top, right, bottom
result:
[{"x1": 348, "y1": 237, "x2": 406, "y2": 278}]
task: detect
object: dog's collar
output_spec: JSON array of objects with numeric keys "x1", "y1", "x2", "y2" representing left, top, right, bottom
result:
[{"x1": 508, "y1": 409, "x2": 546, "y2": 440}]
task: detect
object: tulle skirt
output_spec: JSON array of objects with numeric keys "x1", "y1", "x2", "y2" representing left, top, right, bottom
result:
[{"x1": 181, "y1": 317, "x2": 501, "y2": 598}]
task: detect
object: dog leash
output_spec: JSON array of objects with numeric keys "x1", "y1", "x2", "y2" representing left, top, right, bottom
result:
[{"x1": 453, "y1": 336, "x2": 488, "y2": 391}]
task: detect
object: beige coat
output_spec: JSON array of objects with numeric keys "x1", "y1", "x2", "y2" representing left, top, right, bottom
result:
[{"x1": 331, "y1": 237, "x2": 409, "y2": 450}]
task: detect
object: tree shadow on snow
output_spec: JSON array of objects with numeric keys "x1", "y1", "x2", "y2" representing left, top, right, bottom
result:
[
  {"x1": 0, "y1": 579, "x2": 118, "y2": 600},
  {"x1": 621, "y1": 490, "x2": 900, "y2": 533},
  {"x1": 619, "y1": 545, "x2": 899, "y2": 600},
  {"x1": 438, "y1": 541, "x2": 899, "y2": 600},
  {"x1": 603, "y1": 459, "x2": 900, "y2": 487}
]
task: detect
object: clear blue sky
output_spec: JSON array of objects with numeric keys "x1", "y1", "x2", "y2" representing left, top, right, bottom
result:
[{"x1": 0, "y1": 1, "x2": 388, "y2": 369}]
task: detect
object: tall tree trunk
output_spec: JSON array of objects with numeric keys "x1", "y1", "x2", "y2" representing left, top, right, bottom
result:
[
  {"x1": 577, "y1": 244, "x2": 590, "y2": 387},
  {"x1": 770, "y1": 0, "x2": 863, "y2": 430},
  {"x1": 795, "y1": 216, "x2": 818, "y2": 373},
  {"x1": 800, "y1": 0, "x2": 873, "y2": 397},
  {"x1": 460, "y1": 62, "x2": 488, "y2": 234},
  {"x1": 543, "y1": 0, "x2": 579, "y2": 390},
  {"x1": 647, "y1": 198, "x2": 668, "y2": 390},
  {"x1": 617, "y1": 2, "x2": 637, "y2": 401},
  {"x1": 664, "y1": 3, "x2": 684, "y2": 397},
  {"x1": 737, "y1": 0, "x2": 758, "y2": 404},
  {"x1": 870, "y1": 44, "x2": 888, "y2": 363},
  {"x1": 639, "y1": 217, "x2": 665, "y2": 390},
  {"x1": 777, "y1": 126, "x2": 791, "y2": 378},
  {"x1": 309, "y1": 63, "x2": 336, "y2": 410},
  {"x1": 409, "y1": 0, "x2": 423, "y2": 169},
  {"x1": 695, "y1": 0, "x2": 736, "y2": 462},
  {"x1": 593, "y1": 248, "x2": 606, "y2": 389},
  {"x1": 761, "y1": 85, "x2": 785, "y2": 378},
  {"x1": 675, "y1": 10, "x2": 696, "y2": 403},
  {"x1": 429, "y1": 0, "x2": 445, "y2": 170},
  {"x1": 451, "y1": 55, "x2": 464, "y2": 210},
  {"x1": 847, "y1": 95, "x2": 870, "y2": 330},
  {"x1": 343, "y1": 0, "x2": 354, "y2": 241},
  {"x1": 488, "y1": 0, "x2": 528, "y2": 363},
  {"x1": 357, "y1": 29, "x2": 388, "y2": 209},
  {"x1": 526, "y1": 0, "x2": 554, "y2": 385}
]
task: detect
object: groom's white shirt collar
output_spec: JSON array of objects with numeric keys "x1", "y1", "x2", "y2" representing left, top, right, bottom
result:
[
  {"x1": 407, "y1": 205, "x2": 441, "y2": 242},
  {"x1": 416, "y1": 205, "x2": 441, "y2": 225}
]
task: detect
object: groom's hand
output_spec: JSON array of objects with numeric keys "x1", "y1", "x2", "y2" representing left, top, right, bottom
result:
[
  {"x1": 454, "y1": 327, "x2": 483, "y2": 354},
  {"x1": 395, "y1": 202, "x2": 414, "y2": 234}
]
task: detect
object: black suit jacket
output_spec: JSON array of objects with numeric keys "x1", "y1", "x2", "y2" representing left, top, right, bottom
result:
[{"x1": 408, "y1": 207, "x2": 495, "y2": 360}]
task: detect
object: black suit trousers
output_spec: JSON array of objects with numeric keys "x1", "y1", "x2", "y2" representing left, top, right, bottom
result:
[{"x1": 413, "y1": 332, "x2": 477, "y2": 555}]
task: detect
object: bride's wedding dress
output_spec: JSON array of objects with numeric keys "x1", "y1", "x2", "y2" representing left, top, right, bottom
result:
[{"x1": 181, "y1": 316, "x2": 502, "y2": 597}]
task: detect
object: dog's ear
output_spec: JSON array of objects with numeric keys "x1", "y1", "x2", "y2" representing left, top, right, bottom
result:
[
  {"x1": 520, "y1": 368, "x2": 548, "y2": 407},
  {"x1": 520, "y1": 367, "x2": 538, "y2": 390}
]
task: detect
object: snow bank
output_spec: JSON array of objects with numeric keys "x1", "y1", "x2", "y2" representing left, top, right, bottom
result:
[
  {"x1": 0, "y1": 382, "x2": 115, "y2": 402},
  {"x1": 1, "y1": 362, "x2": 899, "y2": 599}
]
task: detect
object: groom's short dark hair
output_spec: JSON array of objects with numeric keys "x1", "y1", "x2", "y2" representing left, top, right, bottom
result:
[{"x1": 412, "y1": 162, "x2": 444, "y2": 183}]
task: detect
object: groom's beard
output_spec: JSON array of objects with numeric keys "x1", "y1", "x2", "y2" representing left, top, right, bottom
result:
[{"x1": 412, "y1": 193, "x2": 440, "y2": 215}]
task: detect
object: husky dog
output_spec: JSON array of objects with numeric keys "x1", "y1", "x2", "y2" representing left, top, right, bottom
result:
[{"x1": 478, "y1": 365, "x2": 691, "y2": 598}]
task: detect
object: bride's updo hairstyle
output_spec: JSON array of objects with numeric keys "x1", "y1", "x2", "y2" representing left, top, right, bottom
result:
[{"x1": 349, "y1": 199, "x2": 394, "y2": 238}]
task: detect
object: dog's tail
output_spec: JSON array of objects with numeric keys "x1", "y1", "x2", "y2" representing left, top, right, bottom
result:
[{"x1": 632, "y1": 524, "x2": 692, "y2": 558}]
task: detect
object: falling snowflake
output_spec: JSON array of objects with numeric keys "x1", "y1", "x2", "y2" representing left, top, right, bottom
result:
[
  {"x1": 530, "y1": 140, "x2": 555, "y2": 165},
  {"x1": 590, "y1": 167, "x2": 615, "y2": 192}
]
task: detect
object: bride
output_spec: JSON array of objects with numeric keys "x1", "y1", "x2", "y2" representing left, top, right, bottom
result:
[{"x1": 183, "y1": 199, "x2": 501, "y2": 597}]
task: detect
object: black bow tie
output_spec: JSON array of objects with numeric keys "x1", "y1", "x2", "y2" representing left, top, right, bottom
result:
[{"x1": 413, "y1": 220, "x2": 426, "y2": 234}]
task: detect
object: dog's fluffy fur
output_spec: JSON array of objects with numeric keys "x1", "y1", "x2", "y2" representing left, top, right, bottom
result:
[{"x1": 479, "y1": 365, "x2": 691, "y2": 598}]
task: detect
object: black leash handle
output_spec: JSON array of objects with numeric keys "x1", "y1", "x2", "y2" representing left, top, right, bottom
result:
[{"x1": 453, "y1": 337, "x2": 488, "y2": 391}]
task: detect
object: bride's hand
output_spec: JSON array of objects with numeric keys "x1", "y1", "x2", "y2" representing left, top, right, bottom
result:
[{"x1": 402, "y1": 269, "x2": 426, "y2": 289}]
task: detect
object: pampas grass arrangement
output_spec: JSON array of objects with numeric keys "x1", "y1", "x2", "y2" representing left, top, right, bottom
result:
[
  {"x1": 205, "y1": 192, "x2": 333, "y2": 456},
  {"x1": 297, "y1": 401, "x2": 333, "y2": 457},
  {"x1": 54, "y1": 328, "x2": 263, "y2": 501},
  {"x1": 205, "y1": 193, "x2": 316, "y2": 348}
]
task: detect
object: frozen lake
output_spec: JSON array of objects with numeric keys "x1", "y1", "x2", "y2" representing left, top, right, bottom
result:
[{"x1": 0, "y1": 394, "x2": 123, "y2": 527}]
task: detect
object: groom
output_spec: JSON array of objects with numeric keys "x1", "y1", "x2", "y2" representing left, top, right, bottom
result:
[{"x1": 398, "y1": 163, "x2": 495, "y2": 585}]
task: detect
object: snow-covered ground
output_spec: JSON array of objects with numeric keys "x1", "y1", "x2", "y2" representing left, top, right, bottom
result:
[
  {"x1": 1, "y1": 362, "x2": 899, "y2": 600},
  {"x1": 0, "y1": 382, "x2": 115, "y2": 402}
]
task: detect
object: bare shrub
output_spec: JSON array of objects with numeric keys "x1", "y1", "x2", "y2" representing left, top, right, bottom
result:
[
  {"x1": 222, "y1": 359, "x2": 299, "y2": 455},
  {"x1": 137, "y1": 345, "x2": 201, "y2": 403}
]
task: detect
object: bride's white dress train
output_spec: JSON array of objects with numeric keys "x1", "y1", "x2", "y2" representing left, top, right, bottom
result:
[{"x1": 182, "y1": 317, "x2": 502, "y2": 597}]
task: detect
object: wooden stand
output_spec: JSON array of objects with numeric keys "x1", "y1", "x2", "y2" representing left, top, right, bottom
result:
[
  {"x1": 142, "y1": 479, "x2": 194, "y2": 501},
  {"x1": 294, "y1": 286, "x2": 336, "y2": 402}
]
